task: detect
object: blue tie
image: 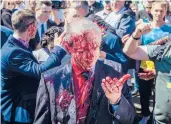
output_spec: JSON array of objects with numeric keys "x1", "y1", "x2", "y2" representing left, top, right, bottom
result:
[{"x1": 41, "y1": 24, "x2": 45, "y2": 37}]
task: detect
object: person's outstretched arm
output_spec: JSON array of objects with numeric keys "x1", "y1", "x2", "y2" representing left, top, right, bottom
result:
[{"x1": 123, "y1": 22, "x2": 152, "y2": 61}]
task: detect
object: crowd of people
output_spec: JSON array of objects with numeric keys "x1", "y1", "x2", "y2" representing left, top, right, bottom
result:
[{"x1": 1, "y1": 0, "x2": 171, "y2": 124}]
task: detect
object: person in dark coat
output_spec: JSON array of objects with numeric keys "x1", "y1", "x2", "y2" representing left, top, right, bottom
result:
[
  {"x1": 29, "y1": 0, "x2": 58, "y2": 50},
  {"x1": 0, "y1": 0, "x2": 15, "y2": 29},
  {"x1": 105, "y1": 0, "x2": 136, "y2": 39},
  {"x1": 1, "y1": 9, "x2": 67, "y2": 124},
  {"x1": 33, "y1": 18, "x2": 136, "y2": 124}
]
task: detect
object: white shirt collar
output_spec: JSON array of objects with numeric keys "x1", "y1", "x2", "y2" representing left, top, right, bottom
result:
[{"x1": 13, "y1": 33, "x2": 20, "y2": 40}]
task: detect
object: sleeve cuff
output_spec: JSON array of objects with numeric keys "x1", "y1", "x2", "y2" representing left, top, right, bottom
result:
[
  {"x1": 56, "y1": 45, "x2": 68, "y2": 54},
  {"x1": 110, "y1": 97, "x2": 121, "y2": 112},
  {"x1": 53, "y1": 45, "x2": 67, "y2": 59},
  {"x1": 112, "y1": 104, "x2": 119, "y2": 112}
]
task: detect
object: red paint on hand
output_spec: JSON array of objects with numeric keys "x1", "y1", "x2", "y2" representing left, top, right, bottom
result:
[
  {"x1": 103, "y1": 74, "x2": 131, "y2": 87},
  {"x1": 118, "y1": 74, "x2": 131, "y2": 86}
]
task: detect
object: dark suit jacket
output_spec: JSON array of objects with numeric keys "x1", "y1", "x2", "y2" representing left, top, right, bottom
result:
[
  {"x1": 1, "y1": 35, "x2": 67, "y2": 123},
  {"x1": 29, "y1": 19, "x2": 58, "y2": 50},
  {"x1": 87, "y1": 14, "x2": 117, "y2": 35},
  {"x1": 101, "y1": 31, "x2": 128, "y2": 72},
  {"x1": 34, "y1": 59, "x2": 136, "y2": 124}
]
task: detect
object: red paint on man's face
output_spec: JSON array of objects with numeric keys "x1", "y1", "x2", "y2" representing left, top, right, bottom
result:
[{"x1": 63, "y1": 31, "x2": 100, "y2": 71}]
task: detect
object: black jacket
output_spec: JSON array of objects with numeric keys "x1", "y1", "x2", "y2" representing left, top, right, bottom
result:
[
  {"x1": 1, "y1": 8, "x2": 13, "y2": 29},
  {"x1": 87, "y1": 14, "x2": 117, "y2": 35}
]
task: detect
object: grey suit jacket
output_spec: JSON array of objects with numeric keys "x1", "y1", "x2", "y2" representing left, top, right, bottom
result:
[{"x1": 34, "y1": 59, "x2": 136, "y2": 124}]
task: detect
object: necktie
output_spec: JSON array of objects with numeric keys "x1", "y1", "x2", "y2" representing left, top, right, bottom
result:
[
  {"x1": 81, "y1": 71, "x2": 91, "y2": 80},
  {"x1": 41, "y1": 24, "x2": 45, "y2": 37}
]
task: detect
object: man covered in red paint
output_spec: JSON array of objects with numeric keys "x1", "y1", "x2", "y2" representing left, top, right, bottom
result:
[{"x1": 33, "y1": 18, "x2": 136, "y2": 124}]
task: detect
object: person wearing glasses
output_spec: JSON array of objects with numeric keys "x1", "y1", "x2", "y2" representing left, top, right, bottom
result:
[{"x1": 1, "y1": 9, "x2": 67, "y2": 124}]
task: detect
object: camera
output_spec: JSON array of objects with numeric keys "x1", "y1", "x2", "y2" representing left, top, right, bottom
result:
[{"x1": 52, "y1": 1, "x2": 67, "y2": 9}]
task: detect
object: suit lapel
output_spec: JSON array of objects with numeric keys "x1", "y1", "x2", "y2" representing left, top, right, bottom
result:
[
  {"x1": 86, "y1": 59, "x2": 114, "y2": 124},
  {"x1": 93, "y1": 60, "x2": 105, "y2": 103},
  {"x1": 86, "y1": 60, "x2": 105, "y2": 124},
  {"x1": 61, "y1": 63, "x2": 77, "y2": 123}
]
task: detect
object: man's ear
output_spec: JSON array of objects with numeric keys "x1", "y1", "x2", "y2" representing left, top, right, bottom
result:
[{"x1": 27, "y1": 24, "x2": 35, "y2": 36}]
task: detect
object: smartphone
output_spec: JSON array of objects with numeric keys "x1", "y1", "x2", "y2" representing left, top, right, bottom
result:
[
  {"x1": 138, "y1": 73, "x2": 148, "y2": 77},
  {"x1": 143, "y1": 18, "x2": 149, "y2": 23}
]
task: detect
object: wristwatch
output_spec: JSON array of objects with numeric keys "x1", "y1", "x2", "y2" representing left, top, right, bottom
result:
[{"x1": 132, "y1": 34, "x2": 140, "y2": 40}]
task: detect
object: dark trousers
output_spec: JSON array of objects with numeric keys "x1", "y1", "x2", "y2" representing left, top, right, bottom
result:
[{"x1": 138, "y1": 69, "x2": 154, "y2": 117}]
